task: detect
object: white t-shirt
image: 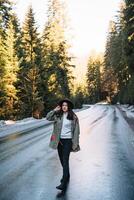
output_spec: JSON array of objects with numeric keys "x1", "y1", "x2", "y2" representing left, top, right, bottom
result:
[{"x1": 60, "y1": 112, "x2": 72, "y2": 139}]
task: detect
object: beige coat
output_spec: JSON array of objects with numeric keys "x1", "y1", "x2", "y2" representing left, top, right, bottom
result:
[{"x1": 46, "y1": 109, "x2": 80, "y2": 152}]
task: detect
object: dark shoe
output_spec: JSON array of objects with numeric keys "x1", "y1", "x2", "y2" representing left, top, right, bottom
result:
[
  {"x1": 56, "y1": 191, "x2": 66, "y2": 198},
  {"x1": 56, "y1": 181, "x2": 68, "y2": 191},
  {"x1": 56, "y1": 184, "x2": 67, "y2": 191}
]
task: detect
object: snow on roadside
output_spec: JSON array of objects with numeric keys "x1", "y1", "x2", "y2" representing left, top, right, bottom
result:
[
  {"x1": 0, "y1": 117, "x2": 41, "y2": 128},
  {"x1": 0, "y1": 107, "x2": 89, "y2": 139},
  {"x1": 0, "y1": 117, "x2": 49, "y2": 139}
]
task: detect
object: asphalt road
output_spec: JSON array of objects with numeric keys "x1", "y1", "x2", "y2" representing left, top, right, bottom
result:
[{"x1": 0, "y1": 105, "x2": 134, "y2": 200}]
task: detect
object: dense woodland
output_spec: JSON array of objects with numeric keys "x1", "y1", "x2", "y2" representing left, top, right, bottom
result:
[
  {"x1": 0, "y1": 0, "x2": 134, "y2": 120},
  {"x1": 87, "y1": 0, "x2": 134, "y2": 104}
]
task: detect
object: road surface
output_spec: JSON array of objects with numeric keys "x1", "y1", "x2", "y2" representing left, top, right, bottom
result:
[{"x1": 0, "y1": 105, "x2": 134, "y2": 200}]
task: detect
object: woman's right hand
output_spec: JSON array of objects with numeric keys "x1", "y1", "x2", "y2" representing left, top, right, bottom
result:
[{"x1": 54, "y1": 105, "x2": 61, "y2": 111}]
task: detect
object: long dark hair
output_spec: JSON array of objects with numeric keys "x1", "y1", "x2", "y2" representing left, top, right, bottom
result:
[{"x1": 56, "y1": 101, "x2": 77, "y2": 120}]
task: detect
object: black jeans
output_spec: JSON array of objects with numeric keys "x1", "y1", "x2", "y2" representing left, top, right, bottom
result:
[{"x1": 57, "y1": 138, "x2": 72, "y2": 182}]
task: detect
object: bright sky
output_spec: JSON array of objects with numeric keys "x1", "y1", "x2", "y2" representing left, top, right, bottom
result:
[{"x1": 14, "y1": 0, "x2": 121, "y2": 58}]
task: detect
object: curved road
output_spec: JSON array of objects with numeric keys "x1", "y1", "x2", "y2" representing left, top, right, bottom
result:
[{"x1": 0, "y1": 105, "x2": 134, "y2": 200}]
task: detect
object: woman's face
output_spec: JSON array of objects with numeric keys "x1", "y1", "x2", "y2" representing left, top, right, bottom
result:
[{"x1": 62, "y1": 102, "x2": 68, "y2": 112}]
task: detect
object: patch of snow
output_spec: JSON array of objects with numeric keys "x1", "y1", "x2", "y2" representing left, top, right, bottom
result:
[
  {"x1": 96, "y1": 101, "x2": 109, "y2": 105},
  {"x1": 5, "y1": 120, "x2": 16, "y2": 125}
]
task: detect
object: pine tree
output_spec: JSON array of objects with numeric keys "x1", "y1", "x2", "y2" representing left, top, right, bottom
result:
[
  {"x1": 18, "y1": 6, "x2": 43, "y2": 118},
  {"x1": 0, "y1": 14, "x2": 21, "y2": 119},
  {"x1": 0, "y1": 33, "x2": 7, "y2": 118},
  {"x1": 123, "y1": 0, "x2": 134, "y2": 74},
  {"x1": 11, "y1": 13, "x2": 24, "y2": 60},
  {"x1": 104, "y1": 19, "x2": 127, "y2": 80},
  {"x1": 0, "y1": 0, "x2": 12, "y2": 34},
  {"x1": 73, "y1": 85, "x2": 85, "y2": 108},
  {"x1": 0, "y1": 0, "x2": 19, "y2": 119},
  {"x1": 101, "y1": 67, "x2": 118, "y2": 103},
  {"x1": 3, "y1": 18, "x2": 19, "y2": 118},
  {"x1": 86, "y1": 55, "x2": 103, "y2": 103},
  {"x1": 42, "y1": 0, "x2": 74, "y2": 111},
  {"x1": 104, "y1": 2, "x2": 133, "y2": 104}
]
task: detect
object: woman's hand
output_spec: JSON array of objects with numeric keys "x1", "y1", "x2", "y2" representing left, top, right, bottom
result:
[{"x1": 54, "y1": 105, "x2": 61, "y2": 111}]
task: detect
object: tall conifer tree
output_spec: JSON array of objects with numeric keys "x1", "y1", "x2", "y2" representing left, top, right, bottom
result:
[
  {"x1": 18, "y1": 6, "x2": 43, "y2": 117},
  {"x1": 42, "y1": 0, "x2": 74, "y2": 111},
  {"x1": 86, "y1": 55, "x2": 103, "y2": 103},
  {"x1": 123, "y1": 0, "x2": 134, "y2": 74}
]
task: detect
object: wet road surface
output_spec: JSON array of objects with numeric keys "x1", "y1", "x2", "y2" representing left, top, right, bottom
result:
[{"x1": 0, "y1": 105, "x2": 134, "y2": 200}]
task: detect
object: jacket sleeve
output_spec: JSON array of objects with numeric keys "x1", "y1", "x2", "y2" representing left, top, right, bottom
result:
[
  {"x1": 72, "y1": 117, "x2": 80, "y2": 149},
  {"x1": 75, "y1": 118, "x2": 80, "y2": 144},
  {"x1": 46, "y1": 109, "x2": 57, "y2": 121}
]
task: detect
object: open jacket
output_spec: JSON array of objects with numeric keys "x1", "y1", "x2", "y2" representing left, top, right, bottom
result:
[{"x1": 46, "y1": 109, "x2": 80, "y2": 152}]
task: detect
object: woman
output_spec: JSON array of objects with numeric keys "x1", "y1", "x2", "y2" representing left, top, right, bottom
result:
[{"x1": 46, "y1": 98, "x2": 80, "y2": 191}]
